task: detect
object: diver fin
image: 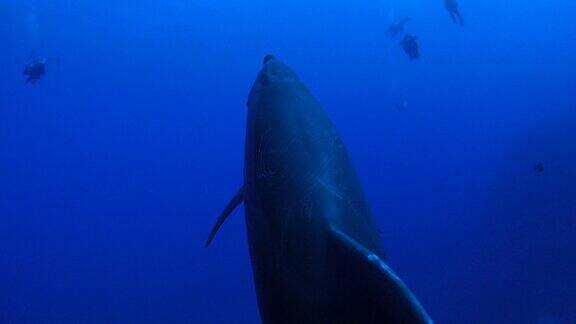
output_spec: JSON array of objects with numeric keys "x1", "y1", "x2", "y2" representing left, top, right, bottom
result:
[
  {"x1": 327, "y1": 226, "x2": 433, "y2": 323},
  {"x1": 205, "y1": 187, "x2": 245, "y2": 248}
]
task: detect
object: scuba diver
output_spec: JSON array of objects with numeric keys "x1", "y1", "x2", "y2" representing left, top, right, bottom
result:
[
  {"x1": 444, "y1": 0, "x2": 464, "y2": 26},
  {"x1": 400, "y1": 34, "x2": 419, "y2": 60},
  {"x1": 23, "y1": 56, "x2": 47, "y2": 83},
  {"x1": 387, "y1": 17, "x2": 411, "y2": 38},
  {"x1": 535, "y1": 162, "x2": 544, "y2": 173}
]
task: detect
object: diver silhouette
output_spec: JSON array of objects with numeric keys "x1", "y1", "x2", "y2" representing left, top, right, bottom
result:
[
  {"x1": 387, "y1": 17, "x2": 411, "y2": 38},
  {"x1": 23, "y1": 57, "x2": 47, "y2": 83},
  {"x1": 445, "y1": 0, "x2": 464, "y2": 26},
  {"x1": 400, "y1": 34, "x2": 420, "y2": 60}
]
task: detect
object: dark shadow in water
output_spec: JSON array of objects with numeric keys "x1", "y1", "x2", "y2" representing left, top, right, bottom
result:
[{"x1": 476, "y1": 112, "x2": 576, "y2": 323}]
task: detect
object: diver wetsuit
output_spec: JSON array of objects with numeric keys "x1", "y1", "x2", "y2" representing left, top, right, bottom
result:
[
  {"x1": 400, "y1": 34, "x2": 420, "y2": 60},
  {"x1": 24, "y1": 58, "x2": 46, "y2": 83},
  {"x1": 445, "y1": 0, "x2": 464, "y2": 26}
]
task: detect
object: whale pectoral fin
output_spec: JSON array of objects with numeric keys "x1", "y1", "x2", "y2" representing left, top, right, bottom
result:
[
  {"x1": 327, "y1": 226, "x2": 433, "y2": 323},
  {"x1": 205, "y1": 186, "x2": 245, "y2": 248}
]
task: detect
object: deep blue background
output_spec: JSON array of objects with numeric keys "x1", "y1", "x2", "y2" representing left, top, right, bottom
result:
[{"x1": 1, "y1": 0, "x2": 575, "y2": 323}]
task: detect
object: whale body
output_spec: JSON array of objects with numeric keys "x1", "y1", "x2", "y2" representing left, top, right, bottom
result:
[{"x1": 207, "y1": 56, "x2": 432, "y2": 324}]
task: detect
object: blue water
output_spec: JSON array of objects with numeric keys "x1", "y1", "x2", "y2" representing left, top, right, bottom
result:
[{"x1": 1, "y1": 0, "x2": 575, "y2": 323}]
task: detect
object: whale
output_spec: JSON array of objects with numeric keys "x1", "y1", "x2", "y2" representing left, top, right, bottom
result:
[{"x1": 206, "y1": 55, "x2": 432, "y2": 324}]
